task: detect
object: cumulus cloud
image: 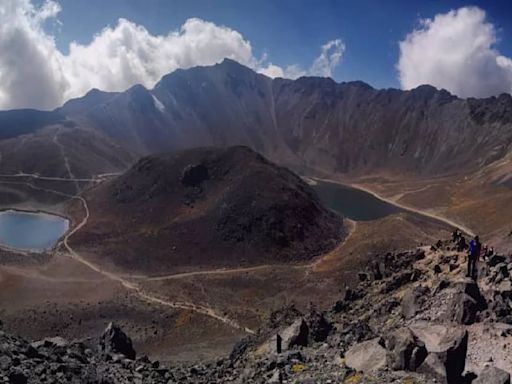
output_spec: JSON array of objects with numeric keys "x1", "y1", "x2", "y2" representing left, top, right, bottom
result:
[
  {"x1": 0, "y1": 0, "x2": 345, "y2": 110},
  {"x1": 398, "y1": 6, "x2": 512, "y2": 98},
  {"x1": 0, "y1": 0, "x2": 68, "y2": 110}
]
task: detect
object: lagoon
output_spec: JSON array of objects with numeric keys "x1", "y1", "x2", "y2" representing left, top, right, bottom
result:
[
  {"x1": 312, "y1": 180, "x2": 403, "y2": 221},
  {"x1": 0, "y1": 210, "x2": 69, "y2": 252}
]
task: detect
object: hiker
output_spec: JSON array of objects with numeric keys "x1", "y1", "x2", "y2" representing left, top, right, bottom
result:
[
  {"x1": 485, "y1": 246, "x2": 495, "y2": 260},
  {"x1": 452, "y1": 228, "x2": 461, "y2": 243},
  {"x1": 467, "y1": 235, "x2": 482, "y2": 280},
  {"x1": 457, "y1": 235, "x2": 467, "y2": 252}
]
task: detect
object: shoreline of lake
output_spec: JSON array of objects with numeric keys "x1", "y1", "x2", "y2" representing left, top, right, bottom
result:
[{"x1": 0, "y1": 209, "x2": 70, "y2": 253}]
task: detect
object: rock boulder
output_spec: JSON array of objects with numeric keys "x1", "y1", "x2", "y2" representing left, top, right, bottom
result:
[
  {"x1": 384, "y1": 328, "x2": 427, "y2": 371},
  {"x1": 344, "y1": 337, "x2": 387, "y2": 373},
  {"x1": 409, "y1": 323, "x2": 468, "y2": 383},
  {"x1": 99, "y1": 322, "x2": 136, "y2": 360}
]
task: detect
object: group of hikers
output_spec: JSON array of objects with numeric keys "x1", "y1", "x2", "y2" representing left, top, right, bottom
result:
[{"x1": 452, "y1": 228, "x2": 495, "y2": 280}]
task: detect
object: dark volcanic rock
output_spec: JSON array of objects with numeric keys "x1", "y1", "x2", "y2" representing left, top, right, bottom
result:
[
  {"x1": 78, "y1": 146, "x2": 345, "y2": 273},
  {"x1": 447, "y1": 292, "x2": 479, "y2": 325},
  {"x1": 181, "y1": 164, "x2": 209, "y2": 187},
  {"x1": 99, "y1": 322, "x2": 136, "y2": 360},
  {"x1": 305, "y1": 311, "x2": 332, "y2": 343}
]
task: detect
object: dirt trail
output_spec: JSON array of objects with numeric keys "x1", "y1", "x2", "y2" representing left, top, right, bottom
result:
[
  {"x1": 53, "y1": 128, "x2": 80, "y2": 193},
  {"x1": 62, "y1": 196, "x2": 255, "y2": 334},
  {"x1": 0, "y1": 174, "x2": 254, "y2": 334},
  {"x1": 0, "y1": 173, "x2": 96, "y2": 183},
  {"x1": 137, "y1": 265, "x2": 274, "y2": 282},
  {"x1": 131, "y1": 222, "x2": 357, "y2": 282}
]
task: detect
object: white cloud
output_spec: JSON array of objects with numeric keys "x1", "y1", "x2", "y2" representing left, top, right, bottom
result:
[
  {"x1": 397, "y1": 6, "x2": 512, "y2": 98},
  {"x1": 310, "y1": 39, "x2": 345, "y2": 77},
  {"x1": 62, "y1": 17, "x2": 258, "y2": 102},
  {"x1": 0, "y1": 0, "x2": 68, "y2": 110},
  {"x1": 283, "y1": 64, "x2": 307, "y2": 79},
  {"x1": 257, "y1": 39, "x2": 345, "y2": 80},
  {"x1": 0, "y1": 0, "x2": 345, "y2": 110}
]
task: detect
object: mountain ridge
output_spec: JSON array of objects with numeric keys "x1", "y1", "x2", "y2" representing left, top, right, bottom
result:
[
  {"x1": 3, "y1": 58, "x2": 512, "y2": 177},
  {"x1": 1, "y1": 58, "x2": 512, "y2": 241}
]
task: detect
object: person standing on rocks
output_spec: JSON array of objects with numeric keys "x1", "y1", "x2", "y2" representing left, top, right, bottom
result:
[
  {"x1": 452, "y1": 228, "x2": 461, "y2": 243},
  {"x1": 457, "y1": 235, "x2": 467, "y2": 252},
  {"x1": 467, "y1": 235, "x2": 482, "y2": 279}
]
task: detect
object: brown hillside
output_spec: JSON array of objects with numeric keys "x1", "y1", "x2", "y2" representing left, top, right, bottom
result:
[{"x1": 73, "y1": 146, "x2": 345, "y2": 273}]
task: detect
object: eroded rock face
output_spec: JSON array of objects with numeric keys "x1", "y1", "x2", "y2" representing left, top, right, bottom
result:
[{"x1": 99, "y1": 322, "x2": 136, "y2": 360}]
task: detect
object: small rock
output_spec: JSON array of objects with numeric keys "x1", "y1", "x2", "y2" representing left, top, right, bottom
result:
[
  {"x1": 279, "y1": 318, "x2": 309, "y2": 350},
  {"x1": 473, "y1": 366, "x2": 510, "y2": 384}
]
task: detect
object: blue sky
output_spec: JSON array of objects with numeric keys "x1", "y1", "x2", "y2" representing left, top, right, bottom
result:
[
  {"x1": 2, "y1": 0, "x2": 512, "y2": 110},
  {"x1": 49, "y1": 0, "x2": 512, "y2": 89}
]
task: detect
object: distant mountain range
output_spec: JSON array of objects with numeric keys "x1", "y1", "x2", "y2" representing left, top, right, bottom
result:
[{"x1": 2, "y1": 58, "x2": 512, "y2": 181}]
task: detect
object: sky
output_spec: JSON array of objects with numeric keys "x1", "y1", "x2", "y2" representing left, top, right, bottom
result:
[{"x1": 1, "y1": 0, "x2": 512, "y2": 110}]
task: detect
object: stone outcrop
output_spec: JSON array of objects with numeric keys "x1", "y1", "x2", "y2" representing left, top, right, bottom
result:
[
  {"x1": 99, "y1": 322, "x2": 136, "y2": 360},
  {"x1": 344, "y1": 337, "x2": 387, "y2": 373}
]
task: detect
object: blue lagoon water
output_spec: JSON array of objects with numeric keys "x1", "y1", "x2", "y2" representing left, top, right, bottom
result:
[
  {"x1": 312, "y1": 180, "x2": 403, "y2": 221},
  {"x1": 0, "y1": 210, "x2": 69, "y2": 251}
]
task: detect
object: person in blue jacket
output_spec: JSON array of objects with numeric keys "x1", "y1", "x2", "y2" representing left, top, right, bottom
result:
[{"x1": 467, "y1": 235, "x2": 481, "y2": 280}]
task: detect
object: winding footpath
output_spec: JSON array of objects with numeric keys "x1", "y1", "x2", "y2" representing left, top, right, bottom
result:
[
  {"x1": 0, "y1": 173, "x2": 97, "y2": 183},
  {"x1": 0, "y1": 173, "x2": 254, "y2": 334},
  {"x1": 0, "y1": 171, "x2": 476, "y2": 336},
  {"x1": 62, "y1": 195, "x2": 255, "y2": 334}
]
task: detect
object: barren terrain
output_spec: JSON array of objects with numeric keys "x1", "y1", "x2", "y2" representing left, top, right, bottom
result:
[{"x1": 0, "y1": 167, "x2": 453, "y2": 362}]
